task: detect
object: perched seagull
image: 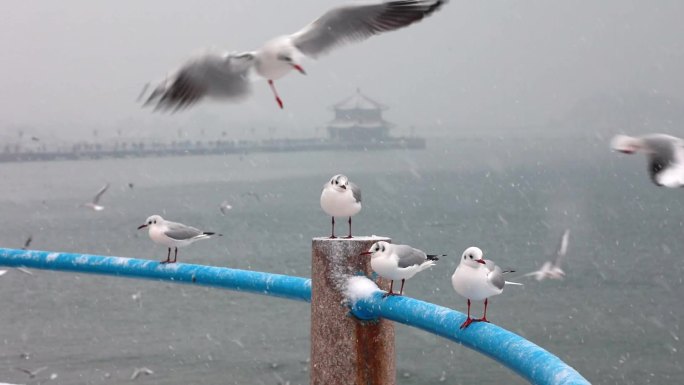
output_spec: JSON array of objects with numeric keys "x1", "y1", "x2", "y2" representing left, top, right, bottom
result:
[
  {"x1": 320, "y1": 174, "x2": 361, "y2": 238},
  {"x1": 219, "y1": 200, "x2": 233, "y2": 215},
  {"x1": 360, "y1": 241, "x2": 442, "y2": 295},
  {"x1": 130, "y1": 367, "x2": 154, "y2": 380},
  {"x1": 137, "y1": 215, "x2": 221, "y2": 263},
  {"x1": 524, "y1": 229, "x2": 570, "y2": 281},
  {"x1": 611, "y1": 133, "x2": 684, "y2": 187},
  {"x1": 15, "y1": 366, "x2": 47, "y2": 378},
  {"x1": 82, "y1": 183, "x2": 110, "y2": 211},
  {"x1": 142, "y1": 0, "x2": 447, "y2": 111},
  {"x1": 451, "y1": 247, "x2": 521, "y2": 329}
]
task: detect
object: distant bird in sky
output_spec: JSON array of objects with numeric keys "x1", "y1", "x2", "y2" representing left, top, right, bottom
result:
[
  {"x1": 142, "y1": 0, "x2": 447, "y2": 111},
  {"x1": 128, "y1": 182, "x2": 135, "y2": 189},
  {"x1": 320, "y1": 174, "x2": 361, "y2": 238},
  {"x1": 137, "y1": 215, "x2": 221, "y2": 264},
  {"x1": 360, "y1": 241, "x2": 442, "y2": 295},
  {"x1": 219, "y1": 201, "x2": 233, "y2": 215},
  {"x1": 82, "y1": 183, "x2": 109, "y2": 211},
  {"x1": 611, "y1": 133, "x2": 684, "y2": 187},
  {"x1": 21, "y1": 235, "x2": 32, "y2": 250},
  {"x1": 523, "y1": 229, "x2": 570, "y2": 281},
  {"x1": 30, "y1": 136, "x2": 40, "y2": 142},
  {"x1": 130, "y1": 367, "x2": 154, "y2": 380},
  {"x1": 451, "y1": 247, "x2": 521, "y2": 329},
  {"x1": 15, "y1": 366, "x2": 47, "y2": 378}
]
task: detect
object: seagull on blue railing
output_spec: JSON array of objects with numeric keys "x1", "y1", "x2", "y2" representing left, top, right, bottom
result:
[
  {"x1": 451, "y1": 247, "x2": 521, "y2": 329},
  {"x1": 320, "y1": 174, "x2": 362, "y2": 238},
  {"x1": 360, "y1": 241, "x2": 442, "y2": 296},
  {"x1": 137, "y1": 215, "x2": 221, "y2": 264},
  {"x1": 141, "y1": 0, "x2": 447, "y2": 111}
]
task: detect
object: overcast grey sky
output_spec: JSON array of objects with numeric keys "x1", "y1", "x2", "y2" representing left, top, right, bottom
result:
[{"x1": 2, "y1": 0, "x2": 683, "y2": 140}]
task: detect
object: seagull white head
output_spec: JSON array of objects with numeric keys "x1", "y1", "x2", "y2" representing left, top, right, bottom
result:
[
  {"x1": 360, "y1": 241, "x2": 390, "y2": 258},
  {"x1": 611, "y1": 135, "x2": 642, "y2": 154},
  {"x1": 460, "y1": 246, "x2": 486, "y2": 267},
  {"x1": 137, "y1": 215, "x2": 164, "y2": 230},
  {"x1": 327, "y1": 174, "x2": 350, "y2": 192}
]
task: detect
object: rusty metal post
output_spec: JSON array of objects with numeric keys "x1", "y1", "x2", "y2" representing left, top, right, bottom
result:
[{"x1": 311, "y1": 236, "x2": 395, "y2": 385}]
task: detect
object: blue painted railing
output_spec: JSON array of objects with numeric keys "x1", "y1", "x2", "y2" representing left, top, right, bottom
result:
[{"x1": 0, "y1": 248, "x2": 590, "y2": 385}]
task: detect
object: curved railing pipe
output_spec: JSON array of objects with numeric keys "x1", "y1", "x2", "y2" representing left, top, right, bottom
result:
[
  {"x1": 0, "y1": 248, "x2": 589, "y2": 385},
  {"x1": 0, "y1": 248, "x2": 310, "y2": 302},
  {"x1": 351, "y1": 292, "x2": 590, "y2": 385}
]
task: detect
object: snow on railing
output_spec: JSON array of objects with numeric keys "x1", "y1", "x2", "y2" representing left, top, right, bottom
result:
[{"x1": 0, "y1": 248, "x2": 590, "y2": 385}]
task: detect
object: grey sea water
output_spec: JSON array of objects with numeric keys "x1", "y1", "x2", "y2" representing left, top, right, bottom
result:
[{"x1": 0, "y1": 135, "x2": 682, "y2": 384}]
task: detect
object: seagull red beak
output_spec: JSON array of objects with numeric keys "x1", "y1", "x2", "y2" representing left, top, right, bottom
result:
[
  {"x1": 359, "y1": 251, "x2": 372, "y2": 256},
  {"x1": 292, "y1": 64, "x2": 307, "y2": 75},
  {"x1": 137, "y1": 224, "x2": 148, "y2": 230},
  {"x1": 476, "y1": 259, "x2": 486, "y2": 264}
]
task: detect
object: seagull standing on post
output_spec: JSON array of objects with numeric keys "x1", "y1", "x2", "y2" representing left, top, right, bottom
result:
[
  {"x1": 360, "y1": 241, "x2": 441, "y2": 296},
  {"x1": 137, "y1": 215, "x2": 221, "y2": 264},
  {"x1": 320, "y1": 174, "x2": 361, "y2": 238},
  {"x1": 142, "y1": 0, "x2": 448, "y2": 111}
]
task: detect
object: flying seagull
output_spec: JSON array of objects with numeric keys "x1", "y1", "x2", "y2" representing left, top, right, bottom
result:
[
  {"x1": 82, "y1": 183, "x2": 110, "y2": 211},
  {"x1": 611, "y1": 133, "x2": 684, "y2": 187},
  {"x1": 142, "y1": 0, "x2": 447, "y2": 111},
  {"x1": 15, "y1": 366, "x2": 48, "y2": 378},
  {"x1": 523, "y1": 229, "x2": 570, "y2": 281}
]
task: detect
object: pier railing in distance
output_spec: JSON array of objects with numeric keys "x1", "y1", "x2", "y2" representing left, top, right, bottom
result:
[{"x1": 0, "y1": 247, "x2": 590, "y2": 385}]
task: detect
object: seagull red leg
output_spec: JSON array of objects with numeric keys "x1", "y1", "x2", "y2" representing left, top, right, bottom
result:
[
  {"x1": 399, "y1": 279, "x2": 405, "y2": 295},
  {"x1": 383, "y1": 280, "x2": 395, "y2": 297},
  {"x1": 268, "y1": 79, "x2": 284, "y2": 109},
  {"x1": 161, "y1": 248, "x2": 171, "y2": 264},
  {"x1": 460, "y1": 299, "x2": 474, "y2": 329},
  {"x1": 479, "y1": 298, "x2": 490, "y2": 323},
  {"x1": 172, "y1": 247, "x2": 178, "y2": 263}
]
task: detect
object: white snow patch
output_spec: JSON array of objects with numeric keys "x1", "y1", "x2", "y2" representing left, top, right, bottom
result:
[
  {"x1": 46, "y1": 252, "x2": 60, "y2": 262},
  {"x1": 110, "y1": 257, "x2": 131, "y2": 266},
  {"x1": 344, "y1": 276, "x2": 381, "y2": 304}
]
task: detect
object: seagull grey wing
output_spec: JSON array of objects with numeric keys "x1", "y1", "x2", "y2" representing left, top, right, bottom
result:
[
  {"x1": 349, "y1": 182, "x2": 362, "y2": 203},
  {"x1": 291, "y1": 0, "x2": 447, "y2": 58},
  {"x1": 553, "y1": 229, "x2": 570, "y2": 266},
  {"x1": 487, "y1": 265, "x2": 505, "y2": 290},
  {"x1": 143, "y1": 51, "x2": 255, "y2": 112},
  {"x1": 92, "y1": 183, "x2": 110, "y2": 205},
  {"x1": 395, "y1": 245, "x2": 427, "y2": 268},
  {"x1": 164, "y1": 222, "x2": 203, "y2": 240}
]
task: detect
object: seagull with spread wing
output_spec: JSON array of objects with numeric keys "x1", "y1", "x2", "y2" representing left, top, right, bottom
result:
[
  {"x1": 142, "y1": 0, "x2": 447, "y2": 111},
  {"x1": 524, "y1": 229, "x2": 570, "y2": 281},
  {"x1": 82, "y1": 183, "x2": 110, "y2": 211}
]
